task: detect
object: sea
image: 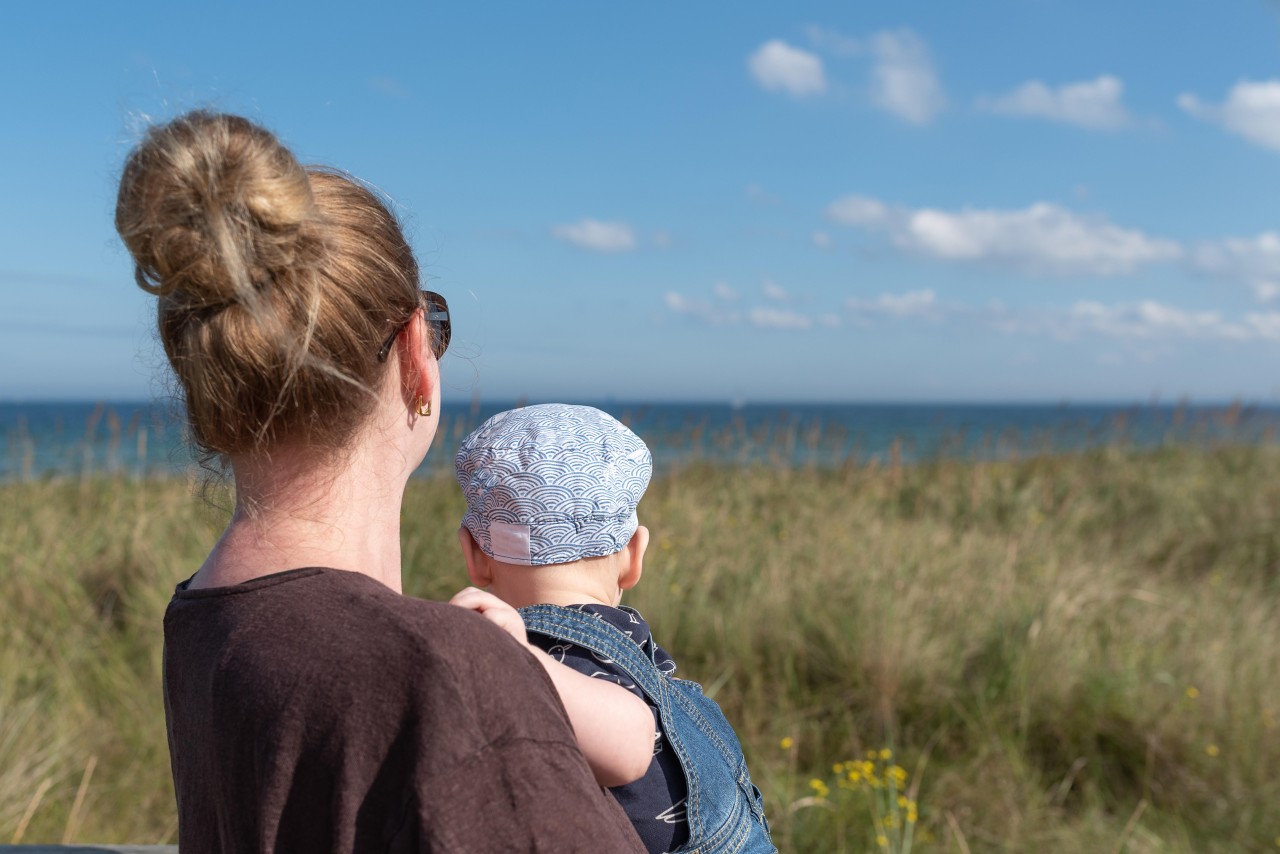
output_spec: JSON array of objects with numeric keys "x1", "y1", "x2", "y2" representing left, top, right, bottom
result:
[{"x1": 1, "y1": 399, "x2": 1278, "y2": 480}]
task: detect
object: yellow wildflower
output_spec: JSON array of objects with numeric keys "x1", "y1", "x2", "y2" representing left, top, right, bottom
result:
[
  {"x1": 1185, "y1": 686, "x2": 1199, "y2": 700},
  {"x1": 879, "y1": 748, "x2": 893, "y2": 760},
  {"x1": 897, "y1": 795, "x2": 909, "y2": 808},
  {"x1": 779, "y1": 736, "x2": 793, "y2": 750},
  {"x1": 877, "y1": 834, "x2": 889, "y2": 847},
  {"x1": 1205, "y1": 744, "x2": 1220, "y2": 757},
  {"x1": 808, "y1": 778, "x2": 829, "y2": 798},
  {"x1": 833, "y1": 762, "x2": 844, "y2": 774},
  {"x1": 889, "y1": 765, "x2": 908, "y2": 786}
]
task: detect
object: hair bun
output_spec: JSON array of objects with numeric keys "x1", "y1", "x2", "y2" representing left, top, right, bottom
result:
[
  {"x1": 116, "y1": 111, "x2": 320, "y2": 306},
  {"x1": 115, "y1": 110, "x2": 422, "y2": 460}
]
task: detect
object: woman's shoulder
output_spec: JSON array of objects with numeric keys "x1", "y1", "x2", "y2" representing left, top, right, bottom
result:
[
  {"x1": 286, "y1": 568, "x2": 537, "y2": 665},
  {"x1": 167, "y1": 566, "x2": 533, "y2": 681},
  {"x1": 167, "y1": 567, "x2": 564, "y2": 734}
]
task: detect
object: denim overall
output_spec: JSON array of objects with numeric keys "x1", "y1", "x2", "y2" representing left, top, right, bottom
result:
[{"x1": 520, "y1": 604, "x2": 777, "y2": 854}]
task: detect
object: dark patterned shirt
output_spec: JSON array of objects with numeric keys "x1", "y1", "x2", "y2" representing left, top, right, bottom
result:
[{"x1": 528, "y1": 604, "x2": 690, "y2": 854}]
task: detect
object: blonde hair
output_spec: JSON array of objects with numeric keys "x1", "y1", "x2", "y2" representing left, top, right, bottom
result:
[{"x1": 115, "y1": 111, "x2": 427, "y2": 460}]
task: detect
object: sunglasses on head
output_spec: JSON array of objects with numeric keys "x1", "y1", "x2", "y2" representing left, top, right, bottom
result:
[{"x1": 377, "y1": 289, "x2": 451, "y2": 362}]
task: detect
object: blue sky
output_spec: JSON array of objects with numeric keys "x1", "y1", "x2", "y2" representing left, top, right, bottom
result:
[{"x1": 3, "y1": 1, "x2": 1280, "y2": 403}]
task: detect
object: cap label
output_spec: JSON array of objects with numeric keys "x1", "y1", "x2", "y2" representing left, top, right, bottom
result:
[{"x1": 490, "y1": 521, "x2": 533, "y2": 565}]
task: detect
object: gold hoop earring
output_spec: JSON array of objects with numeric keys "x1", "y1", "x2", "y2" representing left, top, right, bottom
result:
[{"x1": 416, "y1": 395, "x2": 431, "y2": 418}]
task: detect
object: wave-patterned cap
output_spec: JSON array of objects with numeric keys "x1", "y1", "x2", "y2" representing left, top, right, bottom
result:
[{"x1": 455, "y1": 404, "x2": 653, "y2": 566}]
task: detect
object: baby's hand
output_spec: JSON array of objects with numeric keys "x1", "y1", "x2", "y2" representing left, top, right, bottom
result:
[{"x1": 449, "y1": 587, "x2": 528, "y2": 646}]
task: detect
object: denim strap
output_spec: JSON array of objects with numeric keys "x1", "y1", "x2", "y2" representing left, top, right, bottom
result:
[
  {"x1": 518, "y1": 604, "x2": 671, "y2": 717},
  {"x1": 520, "y1": 604, "x2": 777, "y2": 853}
]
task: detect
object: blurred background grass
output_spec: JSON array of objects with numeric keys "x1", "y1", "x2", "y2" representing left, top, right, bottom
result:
[{"x1": 1, "y1": 441, "x2": 1277, "y2": 851}]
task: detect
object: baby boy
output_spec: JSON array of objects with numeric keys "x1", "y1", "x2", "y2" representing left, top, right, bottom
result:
[{"x1": 450, "y1": 404, "x2": 774, "y2": 854}]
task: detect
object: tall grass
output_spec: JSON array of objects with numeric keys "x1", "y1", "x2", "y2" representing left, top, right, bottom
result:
[{"x1": 1, "y1": 444, "x2": 1278, "y2": 850}]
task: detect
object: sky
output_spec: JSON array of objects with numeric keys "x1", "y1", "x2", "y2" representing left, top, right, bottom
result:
[{"x1": 3, "y1": 1, "x2": 1280, "y2": 403}]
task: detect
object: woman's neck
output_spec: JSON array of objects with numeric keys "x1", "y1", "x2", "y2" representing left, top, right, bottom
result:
[{"x1": 190, "y1": 440, "x2": 411, "y2": 593}]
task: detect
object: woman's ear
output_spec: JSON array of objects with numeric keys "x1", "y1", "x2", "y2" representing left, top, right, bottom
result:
[
  {"x1": 619, "y1": 525, "x2": 648, "y2": 591},
  {"x1": 397, "y1": 307, "x2": 437, "y2": 410},
  {"x1": 458, "y1": 527, "x2": 493, "y2": 588}
]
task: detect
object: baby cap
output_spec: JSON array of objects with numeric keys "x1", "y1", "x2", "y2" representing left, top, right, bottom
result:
[{"x1": 454, "y1": 404, "x2": 653, "y2": 566}]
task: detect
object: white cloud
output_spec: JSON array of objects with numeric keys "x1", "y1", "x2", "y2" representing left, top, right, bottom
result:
[
  {"x1": 769, "y1": 26, "x2": 944, "y2": 123},
  {"x1": 552, "y1": 219, "x2": 636, "y2": 253},
  {"x1": 978, "y1": 75, "x2": 1131, "y2": 130},
  {"x1": 762, "y1": 279, "x2": 791, "y2": 301},
  {"x1": 833, "y1": 194, "x2": 1280, "y2": 295},
  {"x1": 665, "y1": 291, "x2": 739, "y2": 325},
  {"x1": 745, "y1": 183, "x2": 782, "y2": 205},
  {"x1": 750, "y1": 307, "x2": 812, "y2": 329},
  {"x1": 1245, "y1": 311, "x2": 1280, "y2": 339},
  {"x1": 826, "y1": 194, "x2": 891, "y2": 227},
  {"x1": 838, "y1": 291, "x2": 1280, "y2": 344},
  {"x1": 667, "y1": 280, "x2": 1280, "y2": 346},
  {"x1": 847, "y1": 289, "x2": 940, "y2": 319},
  {"x1": 827, "y1": 193, "x2": 1181, "y2": 276},
  {"x1": 748, "y1": 40, "x2": 826, "y2": 98},
  {"x1": 903, "y1": 205, "x2": 1181, "y2": 274},
  {"x1": 1179, "y1": 80, "x2": 1280, "y2": 152},
  {"x1": 978, "y1": 301, "x2": 1058, "y2": 338},
  {"x1": 811, "y1": 231, "x2": 832, "y2": 248},
  {"x1": 665, "y1": 284, "x2": 824, "y2": 332},
  {"x1": 651, "y1": 230, "x2": 673, "y2": 249},
  {"x1": 994, "y1": 299, "x2": 1280, "y2": 344},
  {"x1": 869, "y1": 29, "x2": 945, "y2": 125},
  {"x1": 1191, "y1": 232, "x2": 1280, "y2": 301},
  {"x1": 1069, "y1": 300, "x2": 1253, "y2": 341},
  {"x1": 804, "y1": 25, "x2": 861, "y2": 57}
]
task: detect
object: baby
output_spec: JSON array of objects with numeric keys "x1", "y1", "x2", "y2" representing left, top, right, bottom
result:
[{"x1": 450, "y1": 404, "x2": 775, "y2": 854}]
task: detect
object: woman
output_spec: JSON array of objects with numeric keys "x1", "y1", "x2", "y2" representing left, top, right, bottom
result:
[{"x1": 115, "y1": 111, "x2": 644, "y2": 853}]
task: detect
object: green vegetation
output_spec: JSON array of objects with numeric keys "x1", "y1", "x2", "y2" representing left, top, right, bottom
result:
[{"x1": 2, "y1": 444, "x2": 1278, "y2": 851}]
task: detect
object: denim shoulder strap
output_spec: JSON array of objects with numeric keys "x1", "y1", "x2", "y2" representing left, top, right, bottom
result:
[
  {"x1": 518, "y1": 604, "x2": 667, "y2": 707},
  {"x1": 521, "y1": 604, "x2": 777, "y2": 853}
]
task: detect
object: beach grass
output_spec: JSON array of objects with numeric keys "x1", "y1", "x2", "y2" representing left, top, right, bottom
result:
[{"x1": 1, "y1": 442, "x2": 1277, "y2": 851}]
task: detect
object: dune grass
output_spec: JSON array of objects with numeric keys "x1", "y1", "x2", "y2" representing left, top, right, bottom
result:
[{"x1": 1, "y1": 443, "x2": 1277, "y2": 851}]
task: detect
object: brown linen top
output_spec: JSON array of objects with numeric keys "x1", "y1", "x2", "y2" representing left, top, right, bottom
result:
[{"x1": 163, "y1": 567, "x2": 644, "y2": 854}]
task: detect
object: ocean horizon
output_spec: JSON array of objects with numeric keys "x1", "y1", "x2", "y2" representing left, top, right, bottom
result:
[{"x1": 3, "y1": 398, "x2": 1278, "y2": 480}]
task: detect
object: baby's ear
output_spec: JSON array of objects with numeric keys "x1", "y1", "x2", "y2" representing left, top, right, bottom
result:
[
  {"x1": 458, "y1": 527, "x2": 493, "y2": 587},
  {"x1": 619, "y1": 525, "x2": 649, "y2": 591}
]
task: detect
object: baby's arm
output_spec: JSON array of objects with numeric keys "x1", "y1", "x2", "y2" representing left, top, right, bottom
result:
[{"x1": 449, "y1": 587, "x2": 655, "y2": 788}]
